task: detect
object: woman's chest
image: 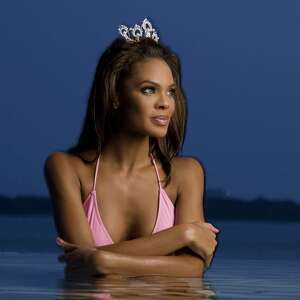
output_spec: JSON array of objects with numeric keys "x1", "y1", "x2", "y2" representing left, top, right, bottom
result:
[{"x1": 81, "y1": 171, "x2": 178, "y2": 243}]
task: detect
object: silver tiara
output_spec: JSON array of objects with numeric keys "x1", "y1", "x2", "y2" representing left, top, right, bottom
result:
[{"x1": 118, "y1": 18, "x2": 159, "y2": 43}]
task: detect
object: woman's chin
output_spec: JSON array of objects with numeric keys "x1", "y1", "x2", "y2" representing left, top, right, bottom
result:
[{"x1": 149, "y1": 128, "x2": 168, "y2": 138}]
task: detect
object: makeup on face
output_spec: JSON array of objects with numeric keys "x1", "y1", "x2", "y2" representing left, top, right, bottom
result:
[{"x1": 150, "y1": 115, "x2": 169, "y2": 126}]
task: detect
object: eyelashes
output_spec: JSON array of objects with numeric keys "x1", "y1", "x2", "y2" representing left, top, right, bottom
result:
[{"x1": 141, "y1": 86, "x2": 176, "y2": 98}]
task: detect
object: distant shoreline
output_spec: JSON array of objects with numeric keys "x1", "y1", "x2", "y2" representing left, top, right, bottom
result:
[{"x1": 1, "y1": 192, "x2": 299, "y2": 222}]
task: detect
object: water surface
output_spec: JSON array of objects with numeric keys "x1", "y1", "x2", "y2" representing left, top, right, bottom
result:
[{"x1": 0, "y1": 216, "x2": 299, "y2": 299}]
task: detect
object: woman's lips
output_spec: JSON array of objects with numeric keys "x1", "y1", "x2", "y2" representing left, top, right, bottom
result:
[{"x1": 150, "y1": 116, "x2": 169, "y2": 126}]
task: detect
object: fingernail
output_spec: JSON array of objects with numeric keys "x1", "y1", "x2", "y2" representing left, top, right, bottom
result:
[{"x1": 56, "y1": 237, "x2": 63, "y2": 245}]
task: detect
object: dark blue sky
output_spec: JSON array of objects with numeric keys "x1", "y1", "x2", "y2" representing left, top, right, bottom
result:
[{"x1": 1, "y1": 1, "x2": 299, "y2": 202}]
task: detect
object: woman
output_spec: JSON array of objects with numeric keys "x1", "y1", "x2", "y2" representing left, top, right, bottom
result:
[{"x1": 44, "y1": 18, "x2": 220, "y2": 278}]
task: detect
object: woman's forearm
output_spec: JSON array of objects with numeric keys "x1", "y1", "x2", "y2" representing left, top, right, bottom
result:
[
  {"x1": 95, "y1": 224, "x2": 188, "y2": 256},
  {"x1": 98, "y1": 250, "x2": 205, "y2": 278}
]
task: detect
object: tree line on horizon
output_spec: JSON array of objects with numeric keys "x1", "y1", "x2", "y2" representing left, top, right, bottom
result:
[{"x1": 0, "y1": 192, "x2": 299, "y2": 222}]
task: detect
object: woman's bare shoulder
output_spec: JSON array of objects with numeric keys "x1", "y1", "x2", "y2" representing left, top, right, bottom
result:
[
  {"x1": 43, "y1": 152, "x2": 79, "y2": 183},
  {"x1": 171, "y1": 155, "x2": 205, "y2": 184},
  {"x1": 44, "y1": 151, "x2": 76, "y2": 171},
  {"x1": 44, "y1": 150, "x2": 98, "y2": 190},
  {"x1": 44, "y1": 150, "x2": 96, "y2": 172}
]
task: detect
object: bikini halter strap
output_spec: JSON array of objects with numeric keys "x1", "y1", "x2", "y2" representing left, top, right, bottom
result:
[
  {"x1": 92, "y1": 153, "x2": 101, "y2": 191},
  {"x1": 150, "y1": 152, "x2": 162, "y2": 189}
]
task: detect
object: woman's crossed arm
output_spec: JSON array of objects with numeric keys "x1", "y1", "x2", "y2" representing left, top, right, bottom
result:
[{"x1": 47, "y1": 153, "x2": 217, "y2": 278}]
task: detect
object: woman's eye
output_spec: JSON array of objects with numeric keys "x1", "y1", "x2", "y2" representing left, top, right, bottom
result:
[
  {"x1": 141, "y1": 87, "x2": 155, "y2": 95},
  {"x1": 141, "y1": 86, "x2": 176, "y2": 98},
  {"x1": 168, "y1": 88, "x2": 176, "y2": 97}
]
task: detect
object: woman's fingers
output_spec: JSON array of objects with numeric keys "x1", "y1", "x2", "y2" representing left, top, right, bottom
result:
[
  {"x1": 56, "y1": 237, "x2": 78, "y2": 252},
  {"x1": 207, "y1": 223, "x2": 219, "y2": 232},
  {"x1": 191, "y1": 221, "x2": 220, "y2": 233},
  {"x1": 203, "y1": 222, "x2": 220, "y2": 233}
]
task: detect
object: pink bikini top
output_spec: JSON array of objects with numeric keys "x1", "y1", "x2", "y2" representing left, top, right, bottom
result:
[{"x1": 82, "y1": 153, "x2": 175, "y2": 246}]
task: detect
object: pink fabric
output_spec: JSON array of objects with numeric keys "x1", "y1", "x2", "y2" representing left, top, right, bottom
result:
[{"x1": 83, "y1": 153, "x2": 175, "y2": 246}]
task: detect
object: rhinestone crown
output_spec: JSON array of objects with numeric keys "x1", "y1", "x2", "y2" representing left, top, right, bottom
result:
[{"x1": 118, "y1": 18, "x2": 159, "y2": 43}]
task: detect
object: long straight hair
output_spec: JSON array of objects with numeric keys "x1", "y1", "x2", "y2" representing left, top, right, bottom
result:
[{"x1": 67, "y1": 37, "x2": 188, "y2": 188}]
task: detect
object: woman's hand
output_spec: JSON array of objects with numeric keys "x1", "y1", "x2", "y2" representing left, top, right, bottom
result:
[
  {"x1": 184, "y1": 222, "x2": 220, "y2": 270},
  {"x1": 56, "y1": 237, "x2": 102, "y2": 276}
]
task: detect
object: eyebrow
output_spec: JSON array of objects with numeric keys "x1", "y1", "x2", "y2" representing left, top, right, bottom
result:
[{"x1": 138, "y1": 80, "x2": 176, "y2": 87}]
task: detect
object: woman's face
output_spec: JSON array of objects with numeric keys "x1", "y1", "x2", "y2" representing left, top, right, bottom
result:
[{"x1": 119, "y1": 57, "x2": 176, "y2": 138}]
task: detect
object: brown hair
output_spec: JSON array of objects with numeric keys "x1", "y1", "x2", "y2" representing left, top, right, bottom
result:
[{"x1": 67, "y1": 37, "x2": 188, "y2": 188}]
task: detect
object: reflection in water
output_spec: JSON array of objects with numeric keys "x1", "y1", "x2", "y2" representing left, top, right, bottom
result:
[
  {"x1": 2, "y1": 220, "x2": 300, "y2": 299},
  {"x1": 56, "y1": 271, "x2": 215, "y2": 299}
]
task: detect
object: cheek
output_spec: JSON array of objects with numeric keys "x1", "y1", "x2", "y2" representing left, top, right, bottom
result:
[
  {"x1": 133, "y1": 99, "x2": 152, "y2": 118},
  {"x1": 122, "y1": 102, "x2": 150, "y2": 128}
]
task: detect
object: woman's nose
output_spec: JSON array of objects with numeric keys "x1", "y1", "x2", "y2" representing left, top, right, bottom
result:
[{"x1": 157, "y1": 93, "x2": 170, "y2": 108}]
